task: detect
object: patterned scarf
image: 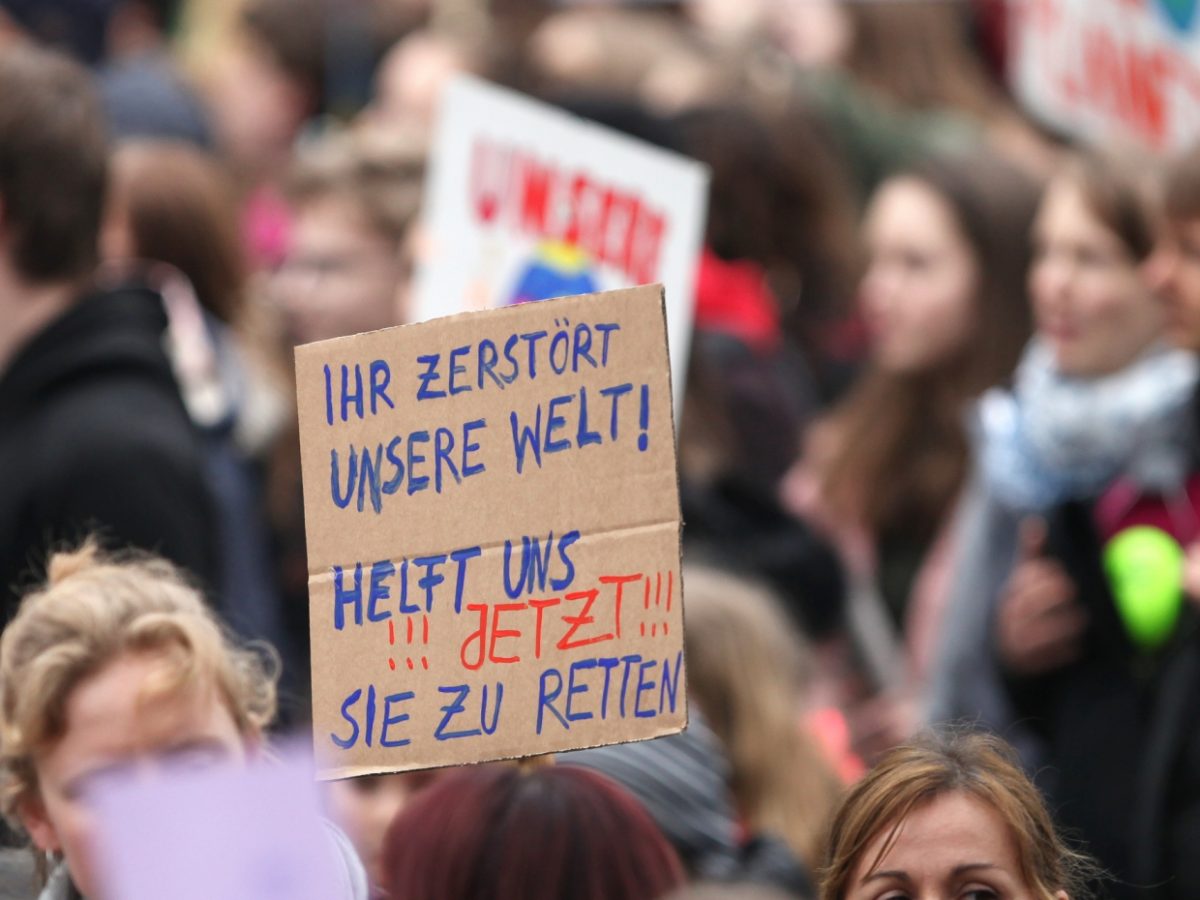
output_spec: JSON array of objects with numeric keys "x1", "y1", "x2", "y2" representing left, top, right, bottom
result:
[{"x1": 979, "y1": 338, "x2": 1198, "y2": 513}]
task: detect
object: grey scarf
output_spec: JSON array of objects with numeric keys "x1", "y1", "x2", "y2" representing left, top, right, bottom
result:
[{"x1": 980, "y1": 338, "x2": 1198, "y2": 512}]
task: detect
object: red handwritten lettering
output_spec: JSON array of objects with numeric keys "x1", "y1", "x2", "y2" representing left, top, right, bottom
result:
[
  {"x1": 529, "y1": 596, "x2": 561, "y2": 659},
  {"x1": 466, "y1": 138, "x2": 669, "y2": 284},
  {"x1": 557, "y1": 588, "x2": 613, "y2": 651},
  {"x1": 489, "y1": 602, "x2": 525, "y2": 664}
]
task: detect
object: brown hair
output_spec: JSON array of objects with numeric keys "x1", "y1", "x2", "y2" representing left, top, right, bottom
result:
[
  {"x1": 0, "y1": 44, "x2": 108, "y2": 284},
  {"x1": 683, "y1": 567, "x2": 842, "y2": 866},
  {"x1": 818, "y1": 153, "x2": 1039, "y2": 542},
  {"x1": 383, "y1": 764, "x2": 687, "y2": 900},
  {"x1": 110, "y1": 141, "x2": 248, "y2": 324},
  {"x1": 0, "y1": 541, "x2": 277, "y2": 830},
  {"x1": 819, "y1": 731, "x2": 1095, "y2": 900},
  {"x1": 239, "y1": 0, "x2": 326, "y2": 108},
  {"x1": 1061, "y1": 152, "x2": 1159, "y2": 262},
  {"x1": 844, "y1": 0, "x2": 1003, "y2": 119},
  {"x1": 1164, "y1": 143, "x2": 1200, "y2": 222},
  {"x1": 284, "y1": 131, "x2": 424, "y2": 247},
  {"x1": 674, "y1": 102, "x2": 859, "y2": 335}
]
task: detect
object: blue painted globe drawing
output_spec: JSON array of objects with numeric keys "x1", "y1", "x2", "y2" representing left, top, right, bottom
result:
[{"x1": 507, "y1": 241, "x2": 599, "y2": 305}]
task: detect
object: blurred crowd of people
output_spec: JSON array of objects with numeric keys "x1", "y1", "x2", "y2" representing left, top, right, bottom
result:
[{"x1": 1, "y1": 0, "x2": 1200, "y2": 898}]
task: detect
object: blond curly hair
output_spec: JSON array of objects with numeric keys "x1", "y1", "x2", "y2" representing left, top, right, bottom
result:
[{"x1": 0, "y1": 540, "x2": 278, "y2": 826}]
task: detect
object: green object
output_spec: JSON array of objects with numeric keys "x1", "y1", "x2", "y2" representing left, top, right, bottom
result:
[{"x1": 1104, "y1": 526, "x2": 1185, "y2": 651}]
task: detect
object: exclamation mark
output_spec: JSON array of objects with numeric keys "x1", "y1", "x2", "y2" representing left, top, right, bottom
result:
[
  {"x1": 637, "y1": 384, "x2": 649, "y2": 452},
  {"x1": 388, "y1": 620, "x2": 397, "y2": 671},
  {"x1": 640, "y1": 574, "x2": 651, "y2": 637},
  {"x1": 664, "y1": 571, "x2": 673, "y2": 635},
  {"x1": 651, "y1": 572, "x2": 662, "y2": 637},
  {"x1": 405, "y1": 615, "x2": 430, "y2": 671}
]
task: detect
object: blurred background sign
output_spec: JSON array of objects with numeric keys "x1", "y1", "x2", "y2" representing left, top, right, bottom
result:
[
  {"x1": 1010, "y1": 0, "x2": 1200, "y2": 152},
  {"x1": 412, "y1": 75, "x2": 708, "y2": 407}
]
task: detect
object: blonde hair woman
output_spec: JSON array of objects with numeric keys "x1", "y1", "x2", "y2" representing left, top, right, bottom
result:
[{"x1": 0, "y1": 541, "x2": 367, "y2": 900}]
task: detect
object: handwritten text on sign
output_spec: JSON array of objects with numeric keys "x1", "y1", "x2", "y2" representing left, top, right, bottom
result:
[
  {"x1": 412, "y1": 76, "x2": 708, "y2": 412},
  {"x1": 295, "y1": 286, "x2": 685, "y2": 778},
  {"x1": 1011, "y1": 0, "x2": 1200, "y2": 152}
]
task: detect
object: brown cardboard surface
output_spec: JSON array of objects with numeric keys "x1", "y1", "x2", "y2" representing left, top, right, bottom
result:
[{"x1": 294, "y1": 285, "x2": 685, "y2": 778}]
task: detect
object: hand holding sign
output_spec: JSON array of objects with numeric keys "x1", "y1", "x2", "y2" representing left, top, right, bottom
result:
[{"x1": 296, "y1": 285, "x2": 686, "y2": 778}]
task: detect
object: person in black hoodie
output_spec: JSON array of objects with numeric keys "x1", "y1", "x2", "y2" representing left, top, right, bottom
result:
[
  {"x1": 994, "y1": 148, "x2": 1200, "y2": 899},
  {"x1": 0, "y1": 44, "x2": 217, "y2": 619}
]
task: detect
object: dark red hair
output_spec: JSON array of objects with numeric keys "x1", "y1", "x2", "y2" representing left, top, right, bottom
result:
[{"x1": 382, "y1": 764, "x2": 687, "y2": 900}]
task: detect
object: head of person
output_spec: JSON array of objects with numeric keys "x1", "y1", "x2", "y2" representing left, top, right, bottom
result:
[
  {"x1": 102, "y1": 140, "x2": 247, "y2": 324},
  {"x1": 1145, "y1": 143, "x2": 1200, "y2": 352},
  {"x1": 811, "y1": 154, "x2": 1037, "y2": 539},
  {"x1": 0, "y1": 541, "x2": 277, "y2": 898},
  {"x1": 273, "y1": 132, "x2": 423, "y2": 345},
  {"x1": 369, "y1": 29, "x2": 487, "y2": 141},
  {"x1": 860, "y1": 152, "x2": 1038, "y2": 392},
  {"x1": 324, "y1": 769, "x2": 441, "y2": 891},
  {"x1": 1030, "y1": 152, "x2": 1163, "y2": 378},
  {"x1": 683, "y1": 567, "x2": 841, "y2": 867},
  {"x1": 841, "y1": 0, "x2": 1002, "y2": 118},
  {"x1": 0, "y1": 44, "x2": 107, "y2": 292},
  {"x1": 819, "y1": 731, "x2": 1093, "y2": 900},
  {"x1": 382, "y1": 763, "x2": 687, "y2": 900},
  {"x1": 676, "y1": 102, "x2": 859, "y2": 345},
  {"x1": 203, "y1": 0, "x2": 324, "y2": 181}
]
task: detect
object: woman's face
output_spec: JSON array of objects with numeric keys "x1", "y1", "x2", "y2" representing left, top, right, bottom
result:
[
  {"x1": 21, "y1": 652, "x2": 252, "y2": 899},
  {"x1": 860, "y1": 177, "x2": 979, "y2": 375},
  {"x1": 1145, "y1": 213, "x2": 1200, "y2": 353},
  {"x1": 1030, "y1": 176, "x2": 1163, "y2": 377},
  {"x1": 845, "y1": 791, "x2": 1066, "y2": 900},
  {"x1": 272, "y1": 195, "x2": 404, "y2": 346}
]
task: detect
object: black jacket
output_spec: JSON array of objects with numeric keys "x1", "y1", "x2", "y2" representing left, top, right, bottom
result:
[
  {"x1": 1007, "y1": 501, "x2": 1158, "y2": 897},
  {"x1": 0, "y1": 286, "x2": 218, "y2": 618},
  {"x1": 1004, "y1": 452, "x2": 1200, "y2": 897}
]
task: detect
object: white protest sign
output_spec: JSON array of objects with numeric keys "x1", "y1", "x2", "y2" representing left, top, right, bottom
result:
[
  {"x1": 1010, "y1": 0, "x2": 1200, "y2": 152},
  {"x1": 412, "y1": 75, "x2": 708, "y2": 407}
]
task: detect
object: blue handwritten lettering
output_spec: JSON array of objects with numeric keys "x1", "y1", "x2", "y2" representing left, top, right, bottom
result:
[
  {"x1": 380, "y1": 691, "x2": 414, "y2": 748},
  {"x1": 415, "y1": 354, "x2": 445, "y2": 400},
  {"x1": 369, "y1": 360, "x2": 394, "y2": 414}
]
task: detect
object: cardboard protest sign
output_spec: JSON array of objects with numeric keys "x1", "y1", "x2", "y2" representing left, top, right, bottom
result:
[
  {"x1": 1010, "y1": 0, "x2": 1200, "y2": 152},
  {"x1": 93, "y1": 750, "x2": 349, "y2": 900},
  {"x1": 296, "y1": 285, "x2": 685, "y2": 779},
  {"x1": 412, "y1": 76, "x2": 708, "y2": 408}
]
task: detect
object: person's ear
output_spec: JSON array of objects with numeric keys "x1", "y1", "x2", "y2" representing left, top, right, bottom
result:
[
  {"x1": 18, "y1": 793, "x2": 61, "y2": 854},
  {"x1": 1053, "y1": 891, "x2": 1069, "y2": 900}
]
